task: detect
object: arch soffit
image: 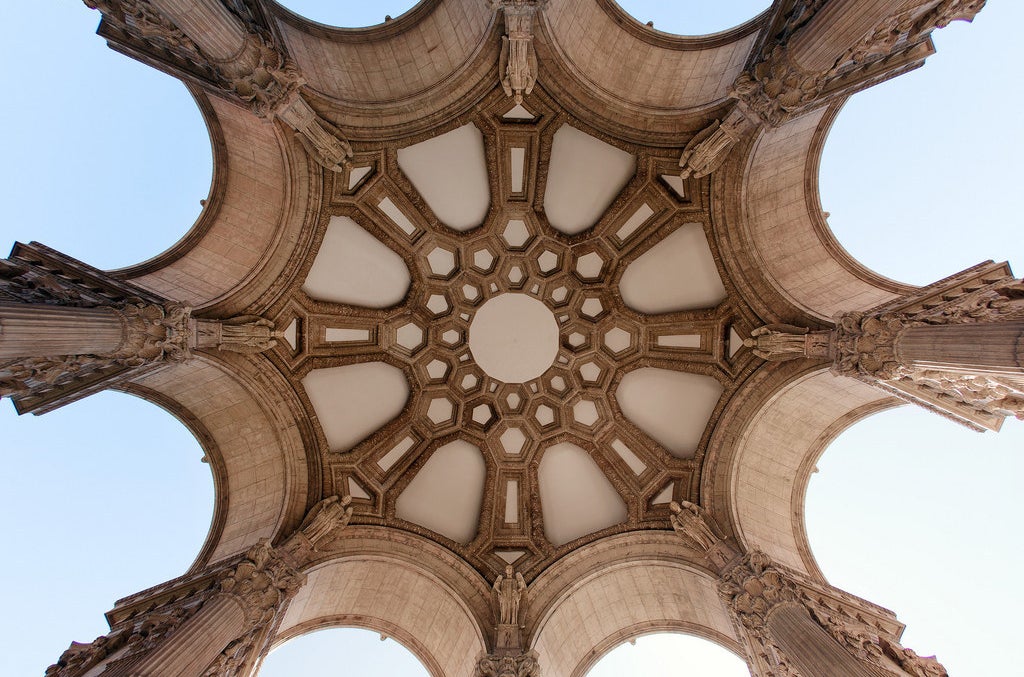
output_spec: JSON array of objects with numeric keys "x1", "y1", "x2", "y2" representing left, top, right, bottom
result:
[
  {"x1": 124, "y1": 353, "x2": 313, "y2": 567},
  {"x1": 528, "y1": 534, "x2": 742, "y2": 677},
  {"x1": 733, "y1": 101, "x2": 916, "y2": 322},
  {"x1": 702, "y1": 362, "x2": 898, "y2": 580},
  {"x1": 113, "y1": 89, "x2": 320, "y2": 315},
  {"x1": 275, "y1": 527, "x2": 491, "y2": 677},
  {"x1": 265, "y1": 0, "x2": 499, "y2": 136},
  {"x1": 535, "y1": 0, "x2": 766, "y2": 141}
]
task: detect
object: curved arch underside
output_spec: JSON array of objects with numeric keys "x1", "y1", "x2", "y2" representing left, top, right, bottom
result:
[
  {"x1": 542, "y1": 0, "x2": 758, "y2": 112},
  {"x1": 275, "y1": 546, "x2": 488, "y2": 677},
  {"x1": 130, "y1": 356, "x2": 308, "y2": 563},
  {"x1": 530, "y1": 535, "x2": 742, "y2": 677},
  {"x1": 741, "y1": 106, "x2": 913, "y2": 320},
  {"x1": 727, "y1": 368, "x2": 895, "y2": 575},
  {"x1": 274, "y1": 0, "x2": 492, "y2": 104},
  {"x1": 123, "y1": 94, "x2": 315, "y2": 311}
]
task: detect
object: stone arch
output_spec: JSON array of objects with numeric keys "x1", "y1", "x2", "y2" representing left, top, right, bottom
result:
[
  {"x1": 726, "y1": 103, "x2": 916, "y2": 322},
  {"x1": 703, "y1": 362, "x2": 898, "y2": 579},
  {"x1": 537, "y1": 0, "x2": 767, "y2": 143},
  {"x1": 123, "y1": 353, "x2": 311, "y2": 568},
  {"x1": 116, "y1": 89, "x2": 320, "y2": 316},
  {"x1": 271, "y1": 526, "x2": 491, "y2": 677},
  {"x1": 264, "y1": 0, "x2": 499, "y2": 136},
  {"x1": 528, "y1": 532, "x2": 744, "y2": 677}
]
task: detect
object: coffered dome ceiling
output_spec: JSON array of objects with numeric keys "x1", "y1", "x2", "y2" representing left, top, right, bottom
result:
[{"x1": 273, "y1": 86, "x2": 746, "y2": 573}]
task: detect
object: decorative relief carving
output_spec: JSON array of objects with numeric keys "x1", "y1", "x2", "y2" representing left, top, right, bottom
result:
[
  {"x1": 491, "y1": 0, "x2": 547, "y2": 105},
  {"x1": 494, "y1": 564, "x2": 527, "y2": 626},
  {"x1": 216, "y1": 541, "x2": 305, "y2": 629},
  {"x1": 730, "y1": 46, "x2": 826, "y2": 127},
  {"x1": 475, "y1": 650, "x2": 541, "y2": 677}
]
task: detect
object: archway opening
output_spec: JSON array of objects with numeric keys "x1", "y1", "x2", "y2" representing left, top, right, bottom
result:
[
  {"x1": 818, "y1": 2, "x2": 1022, "y2": 285},
  {"x1": 259, "y1": 627, "x2": 429, "y2": 676},
  {"x1": 273, "y1": 1, "x2": 421, "y2": 28},
  {"x1": 4, "y1": 3, "x2": 212, "y2": 270},
  {"x1": 615, "y1": 0, "x2": 770, "y2": 36},
  {"x1": 586, "y1": 632, "x2": 748, "y2": 676},
  {"x1": 805, "y1": 407, "x2": 1024, "y2": 675},
  {"x1": 0, "y1": 391, "x2": 214, "y2": 676}
]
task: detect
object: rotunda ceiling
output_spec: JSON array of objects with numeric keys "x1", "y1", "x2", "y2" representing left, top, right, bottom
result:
[{"x1": 278, "y1": 88, "x2": 752, "y2": 577}]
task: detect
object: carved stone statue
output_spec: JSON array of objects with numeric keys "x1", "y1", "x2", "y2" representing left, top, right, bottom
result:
[
  {"x1": 668, "y1": 500, "x2": 720, "y2": 552},
  {"x1": 493, "y1": 564, "x2": 527, "y2": 626},
  {"x1": 491, "y1": 0, "x2": 547, "y2": 104},
  {"x1": 678, "y1": 108, "x2": 749, "y2": 179},
  {"x1": 195, "y1": 316, "x2": 283, "y2": 354},
  {"x1": 297, "y1": 495, "x2": 353, "y2": 549},
  {"x1": 744, "y1": 324, "x2": 831, "y2": 362}
]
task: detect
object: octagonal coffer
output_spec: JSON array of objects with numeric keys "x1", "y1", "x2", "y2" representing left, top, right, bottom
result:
[
  {"x1": 301, "y1": 362, "x2": 409, "y2": 452},
  {"x1": 397, "y1": 123, "x2": 490, "y2": 232},
  {"x1": 615, "y1": 368, "x2": 723, "y2": 459},
  {"x1": 302, "y1": 216, "x2": 411, "y2": 307},
  {"x1": 619, "y1": 223, "x2": 727, "y2": 313},
  {"x1": 395, "y1": 439, "x2": 486, "y2": 544},
  {"x1": 538, "y1": 442, "x2": 627, "y2": 546},
  {"x1": 544, "y1": 124, "x2": 635, "y2": 235}
]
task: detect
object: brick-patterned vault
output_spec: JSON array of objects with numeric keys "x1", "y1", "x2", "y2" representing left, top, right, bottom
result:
[{"x1": 4, "y1": 2, "x2": 1020, "y2": 677}]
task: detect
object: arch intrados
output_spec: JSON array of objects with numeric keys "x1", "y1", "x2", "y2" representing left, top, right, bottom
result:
[
  {"x1": 609, "y1": 0, "x2": 771, "y2": 43},
  {"x1": 268, "y1": 619, "x2": 439, "y2": 677},
  {"x1": 109, "y1": 85, "x2": 222, "y2": 279},
  {"x1": 267, "y1": 0, "x2": 431, "y2": 33},
  {"x1": 577, "y1": 625, "x2": 747, "y2": 677},
  {"x1": 703, "y1": 362, "x2": 899, "y2": 580},
  {"x1": 277, "y1": 550, "x2": 488, "y2": 677}
]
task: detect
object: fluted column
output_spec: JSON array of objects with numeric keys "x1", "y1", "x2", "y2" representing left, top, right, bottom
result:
[
  {"x1": 128, "y1": 594, "x2": 248, "y2": 676},
  {"x1": 0, "y1": 304, "x2": 125, "y2": 359},
  {"x1": 148, "y1": 0, "x2": 247, "y2": 62},
  {"x1": 897, "y1": 322, "x2": 1024, "y2": 375},
  {"x1": 719, "y1": 551, "x2": 947, "y2": 677},
  {"x1": 788, "y1": 0, "x2": 900, "y2": 72}
]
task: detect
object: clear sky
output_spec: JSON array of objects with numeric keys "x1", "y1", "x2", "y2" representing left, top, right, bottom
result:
[{"x1": 1, "y1": 1, "x2": 1020, "y2": 676}]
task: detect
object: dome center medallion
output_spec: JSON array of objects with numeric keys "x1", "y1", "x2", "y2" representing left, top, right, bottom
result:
[{"x1": 468, "y1": 293, "x2": 559, "y2": 383}]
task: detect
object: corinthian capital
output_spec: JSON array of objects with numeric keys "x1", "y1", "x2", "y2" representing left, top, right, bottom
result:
[{"x1": 216, "y1": 541, "x2": 305, "y2": 629}]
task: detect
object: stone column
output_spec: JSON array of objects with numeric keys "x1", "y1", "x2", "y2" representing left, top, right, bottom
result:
[
  {"x1": 718, "y1": 550, "x2": 948, "y2": 677},
  {"x1": 0, "y1": 304, "x2": 125, "y2": 359},
  {"x1": 147, "y1": 0, "x2": 248, "y2": 62},
  {"x1": 788, "y1": 0, "x2": 898, "y2": 73},
  {"x1": 127, "y1": 594, "x2": 249, "y2": 676},
  {"x1": 896, "y1": 321, "x2": 1024, "y2": 375},
  {"x1": 119, "y1": 542, "x2": 305, "y2": 677}
]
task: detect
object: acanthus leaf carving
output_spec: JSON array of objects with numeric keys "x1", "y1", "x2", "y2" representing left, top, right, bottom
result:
[
  {"x1": 216, "y1": 540, "x2": 305, "y2": 630},
  {"x1": 474, "y1": 650, "x2": 541, "y2": 677}
]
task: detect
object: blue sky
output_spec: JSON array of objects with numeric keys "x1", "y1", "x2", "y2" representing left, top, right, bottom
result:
[{"x1": 1, "y1": 2, "x2": 1021, "y2": 675}]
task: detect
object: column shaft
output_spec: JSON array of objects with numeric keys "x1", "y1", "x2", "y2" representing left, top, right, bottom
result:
[
  {"x1": 789, "y1": 0, "x2": 901, "y2": 72},
  {"x1": 129, "y1": 594, "x2": 248, "y2": 677},
  {"x1": 898, "y1": 322, "x2": 1024, "y2": 375},
  {"x1": 148, "y1": 0, "x2": 248, "y2": 62},
  {"x1": 767, "y1": 604, "x2": 875, "y2": 677},
  {"x1": 0, "y1": 304, "x2": 124, "y2": 359}
]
